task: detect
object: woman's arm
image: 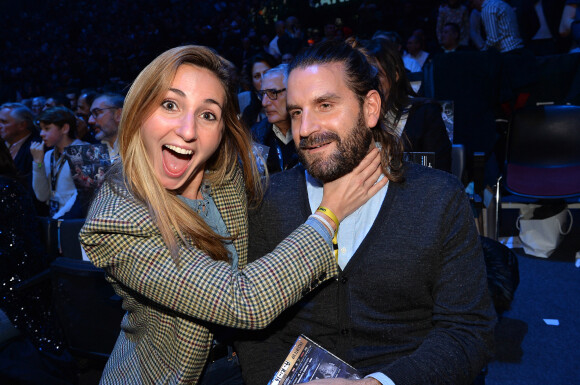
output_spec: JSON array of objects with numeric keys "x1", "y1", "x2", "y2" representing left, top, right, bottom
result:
[{"x1": 81, "y1": 150, "x2": 384, "y2": 330}]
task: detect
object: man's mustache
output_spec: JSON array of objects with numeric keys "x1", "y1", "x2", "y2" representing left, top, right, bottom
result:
[{"x1": 298, "y1": 132, "x2": 340, "y2": 149}]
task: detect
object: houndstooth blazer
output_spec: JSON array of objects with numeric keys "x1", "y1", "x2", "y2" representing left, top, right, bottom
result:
[{"x1": 80, "y1": 165, "x2": 337, "y2": 384}]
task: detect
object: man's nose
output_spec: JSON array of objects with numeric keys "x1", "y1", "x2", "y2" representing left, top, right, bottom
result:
[{"x1": 297, "y1": 109, "x2": 320, "y2": 138}]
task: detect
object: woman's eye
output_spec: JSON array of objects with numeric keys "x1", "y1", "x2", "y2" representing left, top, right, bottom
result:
[
  {"x1": 201, "y1": 112, "x2": 216, "y2": 121},
  {"x1": 162, "y1": 100, "x2": 177, "y2": 110}
]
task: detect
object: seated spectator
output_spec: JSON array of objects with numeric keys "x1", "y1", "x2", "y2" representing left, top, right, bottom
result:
[
  {"x1": 87, "y1": 92, "x2": 124, "y2": 160},
  {"x1": 373, "y1": 30, "x2": 422, "y2": 72},
  {"x1": 65, "y1": 88, "x2": 79, "y2": 111},
  {"x1": 439, "y1": 22, "x2": 474, "y2": 52},
  {"x1": 358, "y1": 38, "x2": 452, "y2": 172},
  {"x1": 278, "y1": 16, "x2": 305, "y2": 57},
  {"x1": 42, "y1": 93, "x2": 70, "y2": 111},
  {"x1": 268, "y1": 20, "x2": 286, "y2": 59},
  {"x1": 30, "y1": 107, "x2": 87, "y2": 219},
  {"x1": 238, "y1": 52, "x2": 279, "y2": 129},
  {"x1": 0, "y1": 103, "x2": 41, "y2": 199},
  {"x1": 281, "y1": 52, "x2": 295, "y2": 64},
  {"x1": 251, "y1": 64, "x2": 298, "y2": 174},
  {"x1": 75, "y1": 90, "x2": 98, "y2": 143},
  {"x1": 30, "y1": 96, "x2": 46, "y2": 116},
  {"x1": 403, "y1": 34, "x2": 430, "y2": 68},
  {"x1": 437, "y1": 0, "x2": 471, "y2": 47}
]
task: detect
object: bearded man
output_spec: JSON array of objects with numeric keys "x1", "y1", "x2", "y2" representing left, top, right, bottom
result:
[{"x1": 235, "y1": 40, "x2": 496, "y2": 385}]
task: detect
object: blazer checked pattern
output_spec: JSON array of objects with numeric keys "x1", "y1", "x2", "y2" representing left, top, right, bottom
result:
[{"x1": 79, "y1": 165, "x2": 338, "y2": 384}]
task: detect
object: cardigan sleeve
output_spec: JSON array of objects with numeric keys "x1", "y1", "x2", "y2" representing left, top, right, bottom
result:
[{"x1": 80, "y1": 182, "x2": 338, "y2": 331}]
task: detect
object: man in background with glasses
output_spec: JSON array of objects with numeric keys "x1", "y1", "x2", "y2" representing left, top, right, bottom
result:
[
  {"x1": 251, "y1": 64, "x2": 299, "y2": 174},
  {"x1": 88, "y1": 92, "x2": 124, "y2": 161}
]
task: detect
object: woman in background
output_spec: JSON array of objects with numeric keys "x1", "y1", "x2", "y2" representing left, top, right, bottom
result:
[
  {"x1": 355, "y1": 38, "x2": 452, "y2": 172},
  {"x1": 237, "y1": 52, "x2": 279, "y2": 129}
]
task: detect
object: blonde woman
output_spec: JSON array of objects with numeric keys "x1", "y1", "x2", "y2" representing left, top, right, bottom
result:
[{"x1": 80, "y1": 45, "x2": 385, "y2": 384}]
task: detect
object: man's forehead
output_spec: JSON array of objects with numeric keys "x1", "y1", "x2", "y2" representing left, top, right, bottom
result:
[
  {"x1": 92, "y1": 97, "x2": 109, "y2": 107},
  {"x1": 287, "y1": 62, "x2": 347, "y2": 100}
]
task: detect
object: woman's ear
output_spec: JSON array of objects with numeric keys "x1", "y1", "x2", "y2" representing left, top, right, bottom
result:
[{"x1": 363, "y1": 89, "x2": 381, "y2": 128}]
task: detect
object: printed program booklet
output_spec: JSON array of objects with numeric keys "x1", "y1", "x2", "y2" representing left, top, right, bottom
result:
[{"x1": 269, "y1": 335, "x2": 361, "y2": 385}]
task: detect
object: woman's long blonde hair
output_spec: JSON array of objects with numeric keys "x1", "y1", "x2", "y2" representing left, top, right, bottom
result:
[{"x1": 116, "y1": 45, "x2": 262, "y2": 264}]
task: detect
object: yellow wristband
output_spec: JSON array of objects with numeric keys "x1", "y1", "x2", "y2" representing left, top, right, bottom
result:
[
  {"x1": 316, "y1": 206, "x2": 339, "y2": 231},
  {"x1": 35, "y1": 162, "x2": 42, "y2": 169}
]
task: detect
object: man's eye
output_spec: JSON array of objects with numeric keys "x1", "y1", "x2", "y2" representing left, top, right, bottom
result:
[{"x1": 290, "y1": 110, "x2": 301, "y2": 118}]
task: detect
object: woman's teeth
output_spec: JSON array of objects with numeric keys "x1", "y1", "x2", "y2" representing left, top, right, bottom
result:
[{"x1": 164, "y1": 144, "x2": 193, "y2": 155}]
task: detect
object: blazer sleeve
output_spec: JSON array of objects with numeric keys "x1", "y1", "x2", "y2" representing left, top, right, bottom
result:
[
  {"x1": 382, "y1": 180, "x2": 496, "y2": 384},
  {"x1": 80, "y1": 183, "x2": 338, "y2": 331}
]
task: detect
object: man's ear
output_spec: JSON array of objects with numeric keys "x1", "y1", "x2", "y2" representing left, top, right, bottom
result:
[
  {"x1": 363, "y1": 89, "x2": 381, "y2": 128},
  {"x1": 62, "y1": 123, "x2": 70, "y2": 136}
]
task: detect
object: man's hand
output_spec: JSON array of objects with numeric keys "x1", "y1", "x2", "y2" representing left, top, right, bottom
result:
[
  {"x1": 306, "y1": 378, "x2": 381, "y2": 385},
  {"x1": 30, "y1": 141, "x2": 45, "y2": 164}
]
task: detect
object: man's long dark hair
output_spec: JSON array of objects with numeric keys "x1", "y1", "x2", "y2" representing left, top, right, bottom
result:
[{"x1": 288, "y1": 40, "x2": 405, "y2": 183}]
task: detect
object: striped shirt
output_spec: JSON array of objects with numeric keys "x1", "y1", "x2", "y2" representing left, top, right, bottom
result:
[{"x1": 481, "y1": 0, "x2": 524, "y2": 52}]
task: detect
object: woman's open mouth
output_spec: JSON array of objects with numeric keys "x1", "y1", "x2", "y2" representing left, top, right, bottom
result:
[{"x1": 162, "y1": 144, "x2": 194, "y2": 177}]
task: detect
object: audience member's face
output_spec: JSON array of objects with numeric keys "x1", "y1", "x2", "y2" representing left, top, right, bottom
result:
[
  {"x1": 43, "y1": 98, "x2": 57, "y2": 111},
  {"x1": 261, "y1": 73, "x2": 288, "y2": 127},
  {"x1": 252, "y1": 61, "x2": 271, "y2": 91},
  {"x1": 140, "y1": 64, "x2": 225, "y2": 199},
  {"x1": 441, "y1": 25, "x2": 459, "y2": 50},
  {"x1": 324, "y1": 24, "x2": 337, "y2": 39},
  {"x1": 39, "y1": 122, "x2": 67, "y2": 149},
  {"x1": 76, "y1": 94, "x2": 92, "y2": 117},
  {"x1": 31, "y1": 98, "x2": 44, "y2": 115},
  {"x1": 281, "y1": 53, "x2": 294, "y2": 64},
  {"x1": 0, "y1": 108, "x2": 26, "y2": 144},
  {"x1": 88, "y1": 96, "x2": 120, "y2": 144},
  {"x1": 66, "y1": 93, "x2": 78, "y2": 110},
  {"x1": 287, "y1": 62, "x2": 375, "y2": 182},
  {"x1": 406, "y1": 36, "x2": 421, "y2": 55}
]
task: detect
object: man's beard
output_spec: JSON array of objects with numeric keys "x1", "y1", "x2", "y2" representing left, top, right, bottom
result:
[{"x1": 297, "y1": 110, "x2": 373, "y2": 183}]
